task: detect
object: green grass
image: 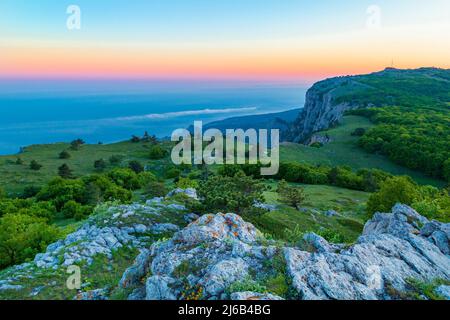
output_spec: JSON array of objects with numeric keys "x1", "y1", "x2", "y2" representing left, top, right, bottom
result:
[
  {"x1": 0, "y1": 140, "x2": 172, "y2": 195},
  {"x1": 0, "y1": 246, "x2": 139, "y2": 300},
  {"x1": 280, "y1": 116, "x2": 444, "y2": 187},
  {"x1": 247, "y1": 181, "x2": 370, "y2": 243}
]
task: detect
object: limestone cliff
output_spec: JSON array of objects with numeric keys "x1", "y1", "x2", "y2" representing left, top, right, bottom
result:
[{"x1": 285, "y1": 67, "x2": 450, "y2": 143}]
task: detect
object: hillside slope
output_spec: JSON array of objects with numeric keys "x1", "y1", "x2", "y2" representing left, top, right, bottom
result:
[
  {"x1": 285, "y1": 67, "x2": 450, "y2": 143},
  {"x1": 0, "y1": 191, "x2": 448, "y2": 300}
]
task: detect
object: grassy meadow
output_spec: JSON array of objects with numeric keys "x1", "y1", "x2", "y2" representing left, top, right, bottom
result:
[{"x1": 280, "y1": 116, "x2": 444, "y2": 187}]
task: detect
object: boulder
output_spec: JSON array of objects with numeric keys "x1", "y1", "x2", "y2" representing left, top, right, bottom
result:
[
  {"x1": 285, "y1": 205, "x2": 450, "y2": 300},
  {"x1": 435, "y1": 285, "x2": 450, "y2": 300},
  {"x1": 200, "y1": 258, "x2": 249, "y2": 297},
  {"x1": 146, "y1": 276, "x2": 177, "y2": 300},
  {"x1": 119, "y1": 249, "x2": 152, "y2": 289},
  {"x1": 167, "y1": 188, "x2": 198, "y2": 200}
]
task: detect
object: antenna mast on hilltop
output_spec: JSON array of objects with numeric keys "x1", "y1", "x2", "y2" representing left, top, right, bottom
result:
[{"x1": 391, "y1": 58, "x2": 395, "y2": 68}]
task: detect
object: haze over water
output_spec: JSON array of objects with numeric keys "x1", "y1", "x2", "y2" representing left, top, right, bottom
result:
[{"x1": 0, "y1": 80, "x2": 306, "y2": 155}]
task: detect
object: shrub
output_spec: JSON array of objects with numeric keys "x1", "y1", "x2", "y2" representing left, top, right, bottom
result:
[
  {"x1": 128, "y1": 160, "x2": 144, "y2": 174},
  {"x1": 367, "y1": 176, "x2": 421, "y2": 215},
  {"x1": 165, "y1": 168, "x2": 181, "y2": 179},
  {"x1": 61, "y1": 200, "x2": 82, "y2": 219},
  {"x1": 108, "y1": 168, "x2": 141, "y2": 190},
  {"x1": 30, "y1": 160, "x2": 42, "y2": 171},
  {"x1": 130, "y1": 135, "x2": 141, "y2": 143},
  {"x1": 59, "y1": 150, "x2": 71, "y2": 159},
  {"x1": 143, "y1": 180, "x2": 168, "y2": 198},
  {"x1": 70, "y1": 139, "x2": 85, "y2": 151},
  {"x1": 94, "y1": 159, "x2": 107, "y2": 172},
  {"x1": 226, "y1": 277, "x2": 267, "y2": 295},
  {"x1": 37, "y1": 178, "x2": 85, "y2": 211},
  {"x1": 198, "y1": 172, "x2": 266, "y2": 214},
  {"x1": 21, "y1": 186, "x2": 41, "y2": 199},
  {"x1": 109, "y1": 155, "x2": 124, "y2": 165},
  {"x1": 277, "y1": 180, "x2": 306, "y2": 209},
  {"x1": 0, "y1": 213, "x2": 59, "y2": 268},
  {"x1": 58, "y1": 163, "x2": 74, "y2": 179},
  {"x1": 351, "y1": 128, "x2": 366, "y2": 136},
  {"x1": 176, "y1": 177, "x2": 199, "y2": 189},
  {"x1": 149, "y1": 145, "x2": 167, "y2": 160},
  {"x1": 310, "y1": 142, "x2": 323, "y2": 148}
]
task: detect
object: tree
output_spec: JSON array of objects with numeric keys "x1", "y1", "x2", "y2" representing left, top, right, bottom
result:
[
  {"x1": 143, "y1": 180, "x2": 168, "y2": 198},
  {"x1": 94, "y1": 159, "x2": 107, "y2": 172},
  {"x1": 15, "y1": 157, "x2": 24, "y2": 165},
  {"x1": 58, "y1": 164, "x2": 74, "y2": 179},
  {"x1": 165, "y1": 168, "x2": 181, "y2": 179},
  {"x1": 128, "y1": 160, "x2": 144, "y2": 174},
  {"x1": 351, "y1": 128, "x2": 366, "y2": 136},
  {"x1": 59, "y1": 150, "x2": 71, "y2": 159},
  {"x1": 142, "y1": 131, "x2": 150, "y2": 142},
  {"x1": 130, "y1": 135, "x2": 141, "y2": 143},
  {"x1": 70, "y1": 139, "x2": 85, "y2": 151},
  {"x1": 277, "y1": 180, "x2": 306, "y2": 209},
  {"x1": 109, "y1": 155, "x2": 124, "y2": 165},
  {"x1": 0, "y1": 213, "x2": 59, "y2": 268},
  {"x1": 61, "y1": 200, "x2": 82, "y2": 219},
  {"x1": 149, "y1": 145, "x2": 167, "y2": 160},
  {"x1": 30, "y1": 160, "x2": 42, "y2": 171},
  {"x1": 198, "y1": 172, "x2": 266, "y2": 214},
  {"x1": 107, "y1": 168, "x2": 141, "y2": 190},
  {"x1": 21, "y1": 186, "x2": 41, "y2": 199},
  {"x1": 367, "y1": 176, "x2": 421, "y2": 215},
  {"x1": 82, "y1": 182, "x2": 102, "y2": 206},
  {"x1": 36, "y1": 177, "x2": 85, "y2": 211}
]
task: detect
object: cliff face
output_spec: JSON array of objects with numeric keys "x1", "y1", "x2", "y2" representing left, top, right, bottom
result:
[
  {"x1": 285, "y1": 77, "x2": 367, "y2": 143},
  {"x1": 285, "y1": 67, "x2": 450, "y2": 143}
]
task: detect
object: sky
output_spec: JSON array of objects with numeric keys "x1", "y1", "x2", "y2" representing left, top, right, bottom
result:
[{"x1": 1, "y1": 0, "x2": 450, "y2": 84}]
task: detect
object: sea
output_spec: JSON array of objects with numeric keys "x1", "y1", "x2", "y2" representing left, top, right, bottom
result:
[{"x1": 0, "y1": 80, "x2": 307, "y2": 155}]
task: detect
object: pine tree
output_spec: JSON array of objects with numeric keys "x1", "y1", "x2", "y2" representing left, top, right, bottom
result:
[{"x1": 58, "y1": 164, "x2": 74, "y2": 179}]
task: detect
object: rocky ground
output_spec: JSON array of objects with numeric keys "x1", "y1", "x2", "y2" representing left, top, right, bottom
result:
[{"x1": 0, "y1": 189, "x2": 449, "y2": 300}]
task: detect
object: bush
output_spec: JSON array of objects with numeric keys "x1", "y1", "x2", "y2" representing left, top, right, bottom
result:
[
  {"x1": 0, "y1": 213, "x2": 59, "y2": 268},
  {"x1": 15, "y1": 157, "x2": 24, "y2": 165},
  {"x1": 37, "y1": 178, "x2": 85, "y2": 211},
  {"x1": 58, "y1": 163, "x2": 74, "y2": 179},
  {"x1": 94, "y1": 159, "x2": 107, "y2": 172},
  {"x1": 143, "y1": 180, "x2": 168, "y2": 198},
  {"x1": 61, "y1": 200, "x2": 82, "y2": 219},
  {"x1": 165, "y1": 168, "x2": 181, "y2": 179},
  {"x1": 0, "y1": 198, "x2": 56, "y2": 222},
  {"x1": 277, "y1": 180, "x2": 306, "y2": 209},
  {"x1": 59, "y1": 150, "x2": 71, "y2": 159},
  {"x1": 70, "y1": 139, "x2": 85, "y2": 151},
  {"x1": 21, "y1": 186, "x2": 42, "y2": 199},
  {"x1": 128, "y1": 160, "x2": 144, "y2": 174},
  {"x1": 198, "y1": 172, "x2": 266, "y2": 214},
  {"x1": 149, "y1": 145, "x2": 167, "y2": 160},
  {"x1": 108, "y1": 168, "x2": 141, "y2": 190},
  {"x1": 310, "y1": 142, "x2": 323, "y2": 148},
  {"x1": 30, "y1": 160, "x2": 42, "y2": 171},
  {"x1": 109, "y1": 155, "x2": 124, "y2": 165},
  {"x1": 351, "y1": 128, "x2": 366, "y2": 136},
  {"x1": 367, "y1": 176, "x2": 421, "y2": 215},
  {"x1": 226, "y1": 277, "x2": 267, "y2": 296},
  {"x1": 176, "y1": 177, "x2": 199, "y2": 189},
  {"x1": 130, "y1": 135, "x2": 141, "y2": 143}
]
